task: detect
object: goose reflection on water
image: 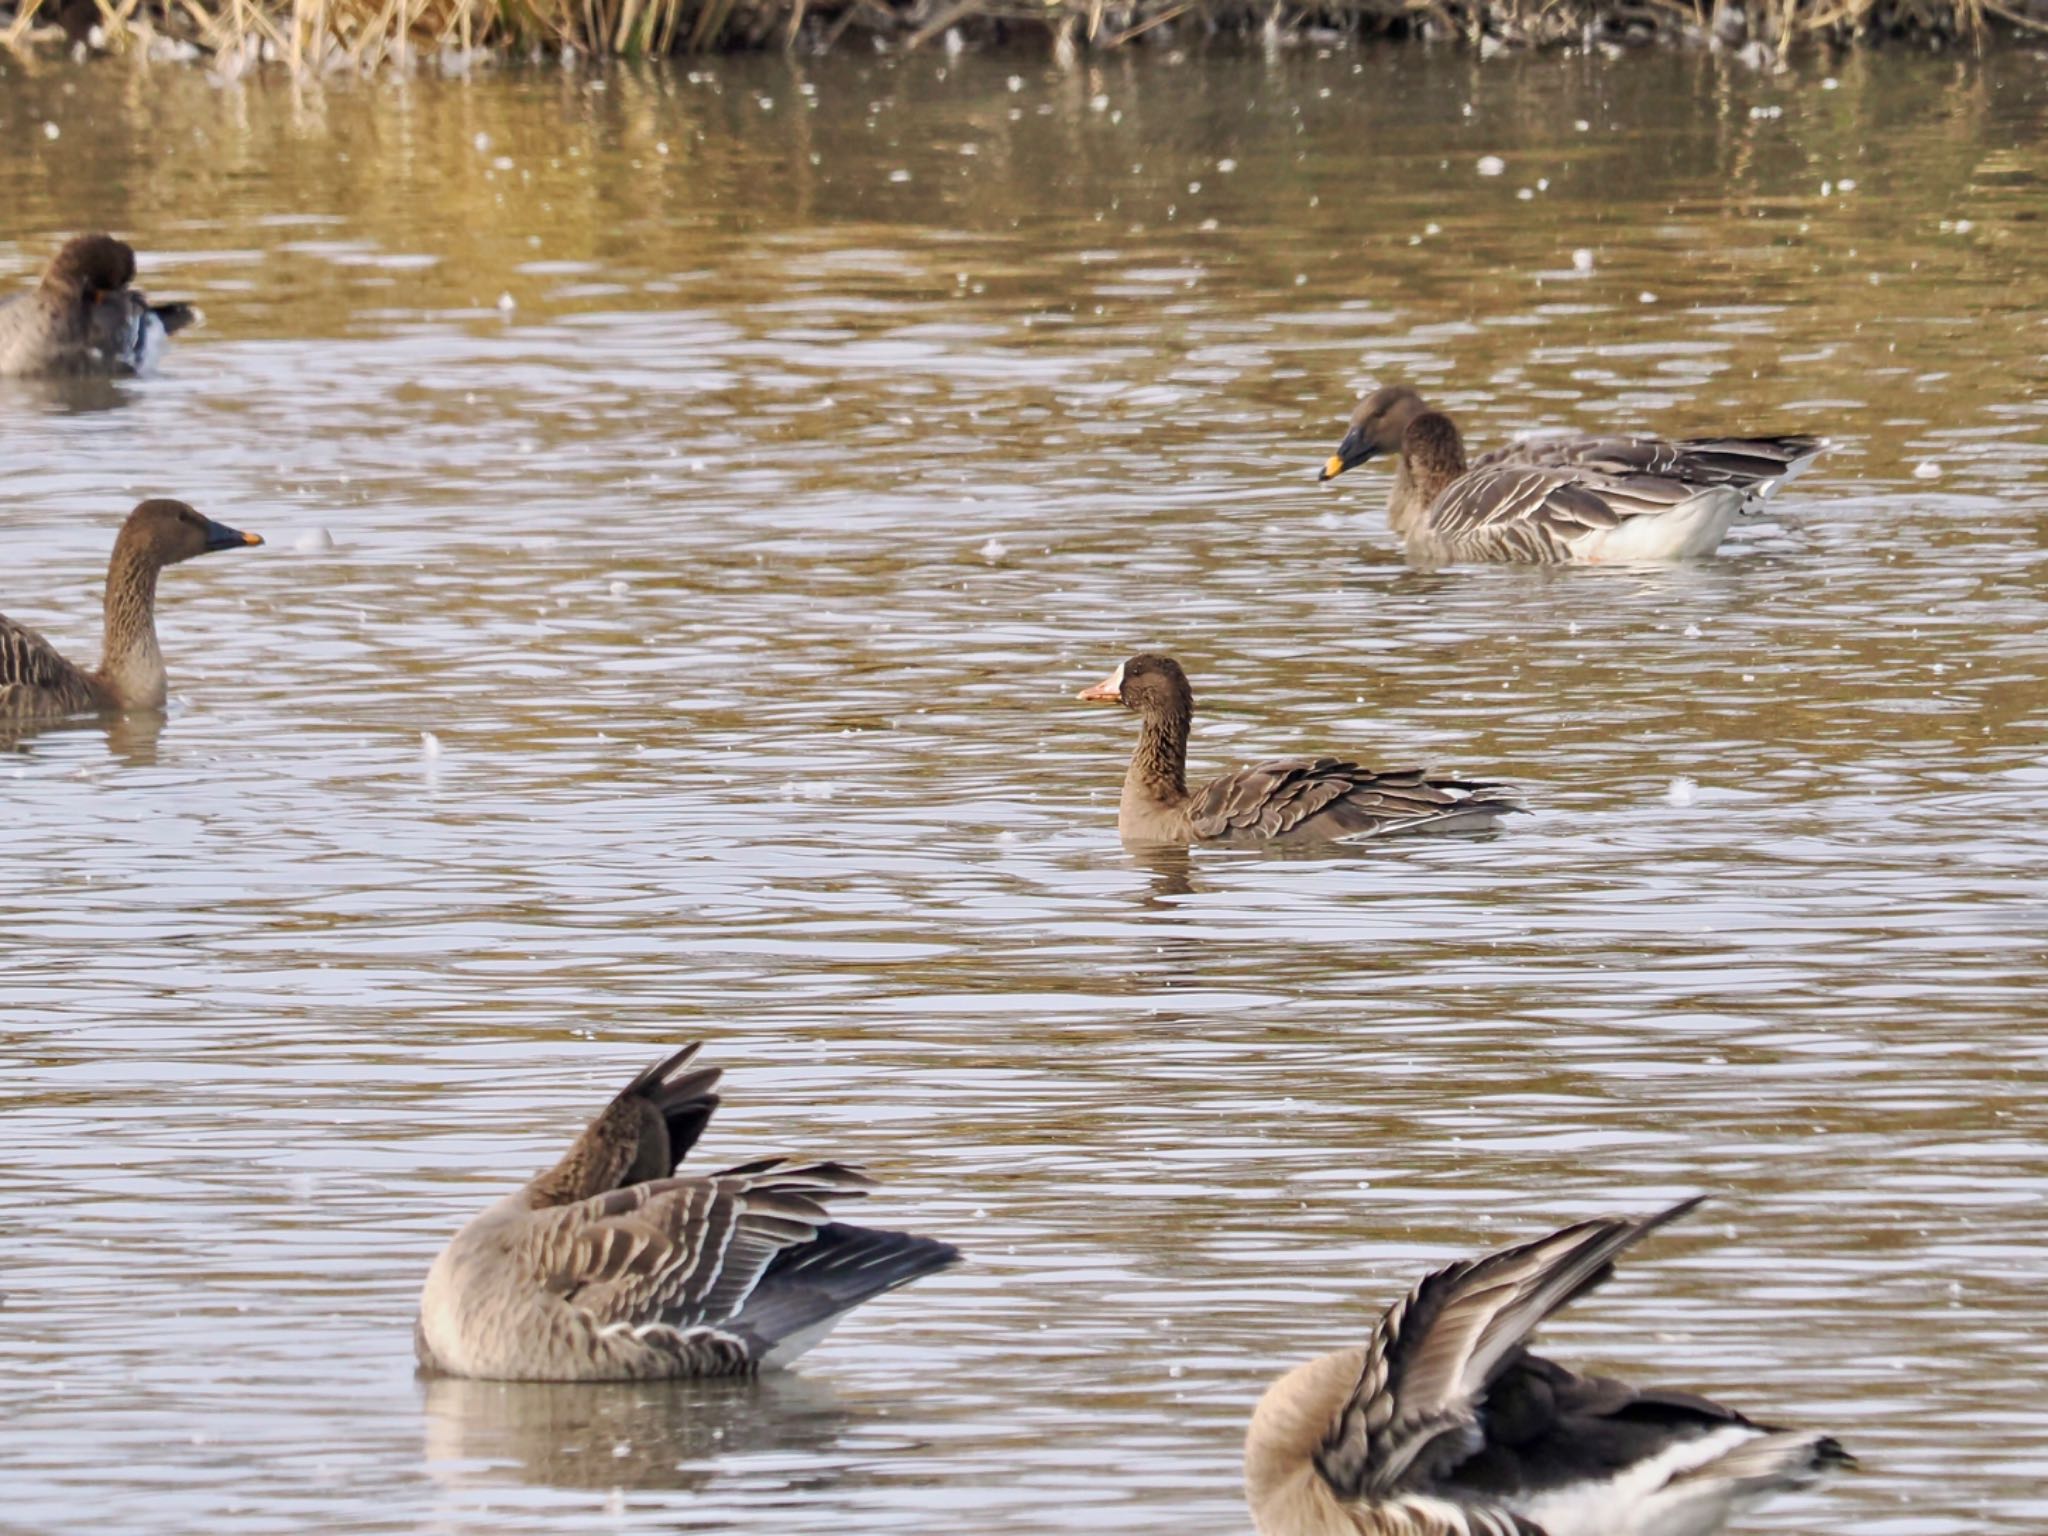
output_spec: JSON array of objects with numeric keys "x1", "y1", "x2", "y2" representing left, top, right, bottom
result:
[{"x1": 421, "y1": 1370, "x2": 855, "y2": 1498}]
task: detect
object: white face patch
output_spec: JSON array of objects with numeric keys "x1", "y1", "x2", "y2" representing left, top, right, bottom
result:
[{"x1": 1108, "y1": 659, "x2": 1126, "y2": 691}]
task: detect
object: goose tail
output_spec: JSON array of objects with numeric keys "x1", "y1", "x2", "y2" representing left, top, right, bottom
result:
[
  {"x1": 740, "y1": 1222, "x2": 961, "y2": 1369},
  {"x1": 151, "y1": 301, "x2": 203, "y2": 338},
  {"x1": 1639, "y1": 1429, "x2": 1855, "y2": 1534}
]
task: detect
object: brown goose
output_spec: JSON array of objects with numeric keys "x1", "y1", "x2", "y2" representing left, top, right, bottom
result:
[
  {"x1": 1245, "y1": 1198, "x2": 1853, "y2": 1536},
  {"x1": 0, "y1": 499, "x2": 263, "y2": 721},
  {"x1": 1318, "y1": 385, "x2": 1824, "y2": 566},
  {"x1": 1076, "y1": 654, "x2": 1519, "y2": 846},
  {"x1": 415, "y1": 1044, "x2": 960, "y2": 1382},
  {"x1": 0, "y1": 234, "x2": 201, "y2": 377}
]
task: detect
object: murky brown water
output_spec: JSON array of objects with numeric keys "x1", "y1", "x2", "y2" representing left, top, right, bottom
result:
[{"x1": 2, "y1": 44, "x2": 2046, "y2": 1536}]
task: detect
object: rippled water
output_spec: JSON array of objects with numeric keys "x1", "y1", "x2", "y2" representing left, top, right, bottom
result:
[{"x1": 3, "y1": 44, "x2": 2046, "y2": 1536}]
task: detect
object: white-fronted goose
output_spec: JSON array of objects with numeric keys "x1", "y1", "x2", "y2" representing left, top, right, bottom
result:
[
  {"x1": 415, "y1": 1044, "x2": 960, "y2": 1382},
  {"x1": 0, "y1": 499, "x2": 263, "y2": 721},
  {"x1": 1077, "y1": 654, "x2": 1519, "y2": 846},
  {"x1": 1319, "y1": 385, "x2": 1825, "y2": 566},
  {"x1": 0, "y1": 235, "x2": 201, "y2": 377},
  {"x1": 1244, "y1": 1198, "x2": 1853, "y2": 1536}
]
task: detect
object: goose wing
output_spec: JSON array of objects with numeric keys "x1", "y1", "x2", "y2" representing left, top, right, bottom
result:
[
  {"x1": 1187, "y1": 759, "x2": 1513, "y2": 841},
  {"x1": 0, "y1": 614, "x2": 98, "y2": 717},
  {"x1": 534, "y1": 1160, "x2": 876, "y2": 1358},
  {"x1": 1315, "y1": 1198, "x2": 1705, "y2": 1503},
  {"x1": 1425, "y1": 466, "x2": 1722, "y2": 563},
  {"x1": 1481, "y1": 434, "x2": 1825, "y2": 498}
]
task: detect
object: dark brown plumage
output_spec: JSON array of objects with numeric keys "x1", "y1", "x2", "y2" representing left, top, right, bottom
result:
[
  {"x1": 0, "y1": 234, "x2": 201, "y2": 378},
  {"x1": 1076, "y1": 654, "x2": 1519, "y2": 846},
  {"x1": 1245, "y1": 1200, "x2": 1854, "y2": 1536},
  {"x1": 1318, "y1": 384, "x2": 1825, "y2": 566},
  {"x1": 0, "y1": 499, "x2": 263, "y2": 721},
  {"x1": 415, "y1": 1044, "x2": 960, "y2": 1382}
]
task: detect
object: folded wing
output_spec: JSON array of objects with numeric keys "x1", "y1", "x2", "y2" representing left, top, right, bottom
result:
[
  {"x1": 0, "y1": 614, "x2": 99, "y2": 718},
  {"x1": 1187, "y1": 758, "x2": 1518, "y2": 841}
]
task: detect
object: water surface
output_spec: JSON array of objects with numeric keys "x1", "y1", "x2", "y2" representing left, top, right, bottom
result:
[{"x1": 2, "y1": 45, "x2": 2046, "y2": 1536}]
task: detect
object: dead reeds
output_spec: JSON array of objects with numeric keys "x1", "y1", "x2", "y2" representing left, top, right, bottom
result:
[{"x1": 1, "y1": 0, "x2": 2042, "y2": 72}]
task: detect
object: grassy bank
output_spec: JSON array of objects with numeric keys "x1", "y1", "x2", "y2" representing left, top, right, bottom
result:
[{"x1": 2, "y1": 0, "x2": 2042, "y2": 72}]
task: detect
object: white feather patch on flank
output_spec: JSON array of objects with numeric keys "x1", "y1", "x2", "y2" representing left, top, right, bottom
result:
[
  {"x1": 1576, "y1": 486, "x2": 1744, "y2": 564},
  {"x1": 1511, "y1": 1424, "x2": 1759, "y2": 1536},
  {"x1": 131, "y1": 312, "x2": 168, "y2": 376},
  {"x1": 759, "y1": 1314, "x2": 844, "y2": 1371}
]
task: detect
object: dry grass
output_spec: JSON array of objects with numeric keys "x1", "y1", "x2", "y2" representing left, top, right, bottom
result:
[{"x1": 2, "y1": 0, "x2": 2043, "y2": 70}]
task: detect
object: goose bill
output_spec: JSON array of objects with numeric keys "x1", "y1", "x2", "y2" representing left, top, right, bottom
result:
[
  {"x1": 203, "y1": 519, "x2": 265, "y2": 552},
  {"x1": 1077, "y1": 663, "x2": 1125, "y2": 703}
]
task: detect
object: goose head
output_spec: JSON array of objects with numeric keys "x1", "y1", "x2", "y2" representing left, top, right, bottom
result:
[
  {"x1": 1320, "y1": 383, "x2": 1431, "y2": 482},
  {"x1": 115, "y1": 498, "x2": 265, "y2": 570}
]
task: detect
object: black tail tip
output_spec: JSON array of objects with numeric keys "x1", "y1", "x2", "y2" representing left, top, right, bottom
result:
[{"x1": 152, "y1": 302, "x2": 202, "y2": 337}]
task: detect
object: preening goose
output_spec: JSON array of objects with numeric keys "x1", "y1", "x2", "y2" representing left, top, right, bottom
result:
[
  {"x1": 1076, "y1": 654, "x2": 1519, "y2": 846},
  {"x1": 0, "y1": 234, "x2": 201, "y2": 377},
  {"x1": 1244, "y1": 1198, "x2": 1853, "y2": 1536},
  {"x1": 415, "y1": 1044, "x2": 960, "y2": 1382},
  {"x1": 1318, "y1": 385, "x2": 1824, "y2": 566},
  {"x1": 0, "y1": 499, "x2": 263, "y2": 721}
]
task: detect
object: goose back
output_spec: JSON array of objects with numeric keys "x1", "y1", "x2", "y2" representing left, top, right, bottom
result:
[
  {"x1": 1188, "y1": 759, "x2": 1519, "y2": 843},
  {"x1": 1473, "y1": 433, "x2": 1825, "y2": 500},
  {"x1": 0, "y1": 615, "x2": 103, "y2": 719}
]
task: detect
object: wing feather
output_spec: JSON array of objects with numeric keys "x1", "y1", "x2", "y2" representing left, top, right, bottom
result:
[
  {"x1": 1482, "y1": 433, "x2": 1824, "y2": 491},
  {"x1": 1317, "y1": 1198, "x2": 1706, "y2": 1501},
  {"x1": 0, "y1": 614, "x2": 99, "y2": 718},
  {"x1": 1423, "y1": 463, "x2": 1750, "y2": 564},
  {"x1": 538, "y1": 1161, "x2": 875, "y2": 1352},
  {"x1": 1187, "y1": 758, "x2": 1517, "y2": 842}
]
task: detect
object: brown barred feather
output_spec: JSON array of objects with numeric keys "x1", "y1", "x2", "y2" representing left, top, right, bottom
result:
[
  {"x1": 1320, "y1": 1198, "x2": 1706, "y2": 1502},
  {"x1": 415, "y1": 1046, "x2": 958, "y2": 1381},
  {"x1": 0, "y1": 615, "x2": 102, "y2": 718}
]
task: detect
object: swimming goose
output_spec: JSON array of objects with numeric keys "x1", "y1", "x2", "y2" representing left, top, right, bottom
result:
[
  {"x1": 0, "y1": 234, "x2": 201, "y2": 377},
  {"x1": 1077, "y1": 654, "x2": 1519, "y2": 846},
  {"x1": 415, "y1": 1044, "x2": 960, "y2": 1382},
  {"x1": 0, "y1": 499, "x2": 263, "y2": 721},
  {"x1": 1318, "y1": 385, "x2": 1824, "y2": 565},
  {"x1": 1244, "y1": 1198, "x2": 1853, "y2": 1536}
]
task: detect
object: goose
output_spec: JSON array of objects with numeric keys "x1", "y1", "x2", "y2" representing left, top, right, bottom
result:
[
  {"x1": 0, "y1": 234, "x2": 201, "y2": 377},
  {"x1": 1076, "y1": 654, "x2": 1519, "y2": 846},
  {"x1": 1244, "y1": 1197, "x2": 1853, "y2": 1536},
  {"x1": 415, "y1": 1043, "x2": 960, "y2": 1382},
  {"x1": 0, "y1": 499, "x2": 263, "y2": 721},
  {"x1": 1318, "y1": 385, "x2": 1824, "y2": 566}
]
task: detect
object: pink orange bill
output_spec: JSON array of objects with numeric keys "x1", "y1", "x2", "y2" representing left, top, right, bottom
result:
[{"x1": 1077, "y1": 662, "x2": 1124, "y2": 703}]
